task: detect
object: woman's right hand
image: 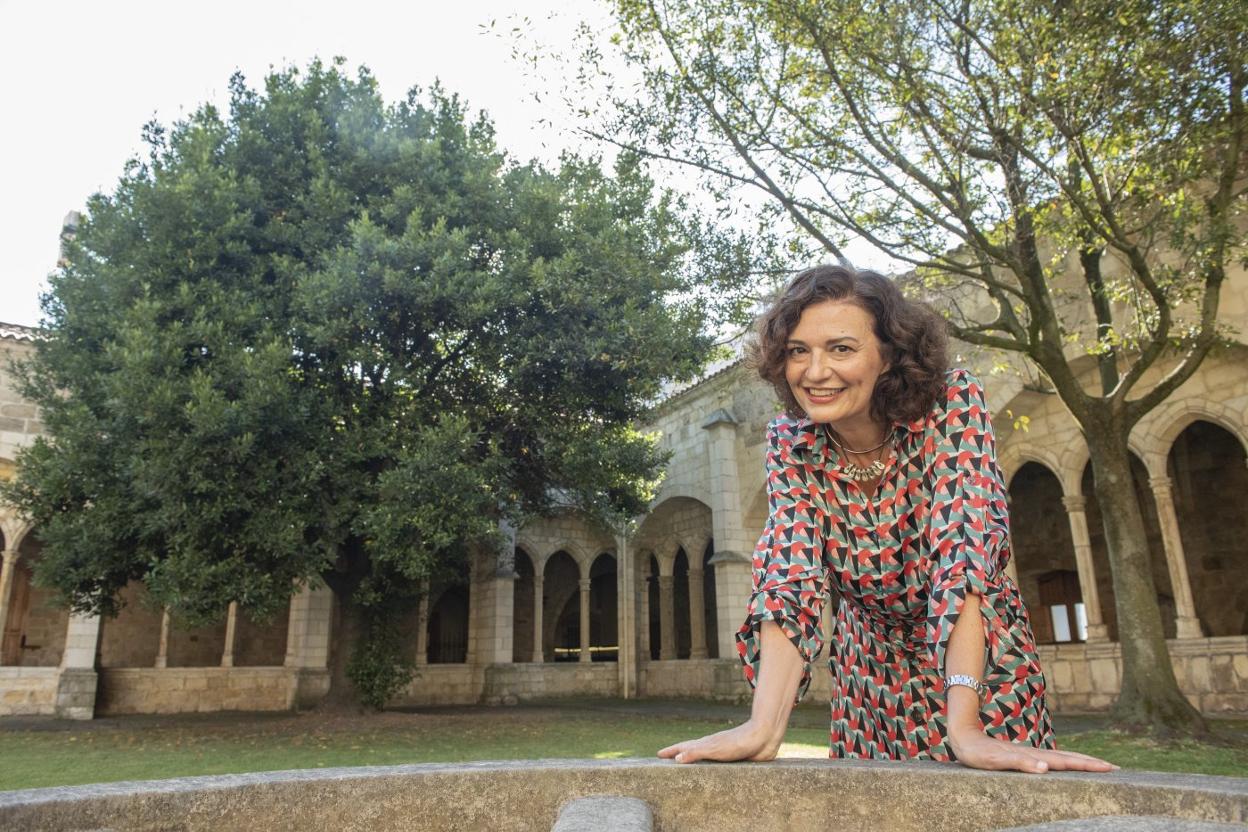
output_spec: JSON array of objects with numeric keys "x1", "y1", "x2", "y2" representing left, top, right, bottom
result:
[{"x1": 658, "y1": 719, "x2": 782, "y2": 764}]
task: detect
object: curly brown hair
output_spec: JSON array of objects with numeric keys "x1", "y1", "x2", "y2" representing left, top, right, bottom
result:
[{"x1": 749, "y1": 264, "x2": 949, "y2": 424}]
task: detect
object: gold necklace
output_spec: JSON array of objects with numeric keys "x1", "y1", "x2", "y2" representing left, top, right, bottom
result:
[{"x1": 827, "y1": 429, "x2": 890, "y2": 482}]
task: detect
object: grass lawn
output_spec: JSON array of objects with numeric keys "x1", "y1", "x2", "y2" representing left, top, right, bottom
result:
[{"x1": 0, "y1": 699, "x2": 1244, "y2": 791}]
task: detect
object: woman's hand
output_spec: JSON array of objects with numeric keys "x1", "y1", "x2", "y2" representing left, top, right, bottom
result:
[
  {"x1": 948, "y1": 727, "x2": 1118, "y2": 774},
  {"x1": 658, "y1": 719, "x2": 783, "y2": 764}
]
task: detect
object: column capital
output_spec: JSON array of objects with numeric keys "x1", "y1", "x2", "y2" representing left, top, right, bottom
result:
[
  {"x1": 579, "y1": 579, "x2": 592, "y2": 592},
  {"x1": 657, "y1": 575, "x2": 675, "y2": 588},
  {"x1": 701, "y1": 408, "x2": 738, "y2": 431},
  {"x1": 1, "y1": 548, "x2": 17, "y2": 564},
  {"x1": 1148, "y1": 474, "x2": 1174, "y2": 493},
  {"x1": 1060, "y1": 495, "x2": 1087, "y2": 513}
]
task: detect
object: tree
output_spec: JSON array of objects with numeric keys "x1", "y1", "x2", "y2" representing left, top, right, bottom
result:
[
  {"x1": 581, "y1": 0, "x2": 1247, "y2": 732},
  {"x1": 4, "y1": 59, "x2": 751, "y2": 705}
]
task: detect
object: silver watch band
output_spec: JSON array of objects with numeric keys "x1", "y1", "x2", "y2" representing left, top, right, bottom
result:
[{"x1": 944, "y1": 674, "x2": 985, "y2": 699}]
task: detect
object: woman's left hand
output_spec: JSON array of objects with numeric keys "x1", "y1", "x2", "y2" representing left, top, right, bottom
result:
[{"x1": 948, "y1": 729, "x2": 1118, "y2": 774}]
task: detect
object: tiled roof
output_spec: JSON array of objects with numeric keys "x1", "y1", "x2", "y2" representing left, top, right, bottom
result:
[{"x1": 0, "y1": 321, "x2": 41, "y2": 342}]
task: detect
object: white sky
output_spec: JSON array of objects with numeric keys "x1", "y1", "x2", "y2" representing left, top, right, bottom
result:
[{"x1": 0, "y1": 0, "x2": 617, "y2": 327}]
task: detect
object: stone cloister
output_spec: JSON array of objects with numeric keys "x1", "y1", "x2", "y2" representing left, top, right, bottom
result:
[{"x1": 3, "y1": 307, "x2": 1248, "y2": 716}]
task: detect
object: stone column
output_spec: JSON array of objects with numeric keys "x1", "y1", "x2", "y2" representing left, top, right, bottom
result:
[
  {"x1": 687, "y1": 563, "x2": 708, "y2": 659},
  {"x1": 578, "y1": 578, "x2": 592, "y2": 663},
  {"x1": 638, "y1": 562, "x2": 651, "y2": 661},
  {"x1": 284, "y1": 582, "x2": 334, "y2": 707},
  {"x1": 0, "y1": 549, "x2": 18, "y2": 647},
  {"x1": 155, "y1": 608, "x2": 171, "y2": 668},
  {"x1": 702, "y1": 409, "x2": 755, "y2": 658},
  {"x1": 658, "y1": 571, "x2": 676, "y2": 660},
  {"x1": 531, "y1": 573, "x2": 545, "y2": 663},
  {"x1": 1148, "y1": 475, "x2": 1203, "y2": 639},
  {"x1": 221, "y1": 601, "x2": 239, "y2": 667},
  {"x1": 1060, "y1": 496, "x2": 1109, "y2": 642},
  {"x1": 57, "y1": 612, "x2": 102, "y2": 719},
  {"x1": 414, "y1": 585, "x2": 430, "y2": 667},
  {"x1": 615, "y1": 532, "x2": 637, "y2": 698}
]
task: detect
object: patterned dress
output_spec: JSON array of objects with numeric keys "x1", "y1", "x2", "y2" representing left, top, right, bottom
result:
[{"x1": 736, "y1": 368, "x2": 1055, "y2": 760}]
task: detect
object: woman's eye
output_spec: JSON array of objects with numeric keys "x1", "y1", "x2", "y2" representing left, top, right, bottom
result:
[{"x1": 786, "y1": 346, "x2": 806, "y2": 356}]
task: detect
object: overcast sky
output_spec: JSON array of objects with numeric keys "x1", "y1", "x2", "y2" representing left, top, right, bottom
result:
[{"x1": 0, "y1": 0, "x2": 618, "y2": 328}]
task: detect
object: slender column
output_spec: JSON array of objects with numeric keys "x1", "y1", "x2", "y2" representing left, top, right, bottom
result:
[
  {"x1": 688, "y1": 565, "x2": 708, "y2": 659},
  {"x1": 531, "y1": 574, "x2": 545, "y2": 663},
  {"x1": 578, "y1": 578, "x2": 593, "y2": 663},
  {"x1": 1148, "y1": 475, "x2": 1203, "y2": 639},
  {"x1": 615, "y1": 532, "x2": 637, "y2": 697},
  {"x1": 658, "y1": 573, "x2": 676, "y2": 660},
  {"x1": 414, "y1": 585, "x2": 430, "y2": 667},
  {"x1": 0, "y1": 549, "x2": 18, "y2": 646},
  {"x1": 1060, "y1": 496, "x2": 1108, "y2": 642},
  {"x1": 638, "y1": 563, "x2": 652, "y2": 660},
  {"x1": 221, "y1": 601, "x2": 238, "y2": 667},
  {"x1": 155, "y1": 608, "x2": 171, "y2": 668}
]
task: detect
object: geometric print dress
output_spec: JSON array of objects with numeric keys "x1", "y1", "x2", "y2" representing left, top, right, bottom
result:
[{"x1": 736, "y1": 368, "x2": 1056, "y2": 760}]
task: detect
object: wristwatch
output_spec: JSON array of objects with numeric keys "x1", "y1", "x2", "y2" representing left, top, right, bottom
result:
[{"x1": 944, "y1": 674, "x2": 985, "y2": 700}]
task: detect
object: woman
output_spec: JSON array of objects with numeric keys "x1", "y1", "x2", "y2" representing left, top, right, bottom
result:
[{"x1": 659, "y1": 265, "x2": 1115, "y2": 774}]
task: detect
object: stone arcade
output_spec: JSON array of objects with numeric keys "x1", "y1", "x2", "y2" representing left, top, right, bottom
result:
[{"x1": 3, "y1": 257, "x2": 1248, "y2": 717}]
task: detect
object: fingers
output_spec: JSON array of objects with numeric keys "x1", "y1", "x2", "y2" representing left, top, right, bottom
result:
[{"x1": 1033, "y1": 748, "x2": 1118, "y2": 772}]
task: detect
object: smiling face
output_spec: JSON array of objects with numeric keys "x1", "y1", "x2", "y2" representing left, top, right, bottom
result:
[{"x1": 784, "y1": 299, "x2": 891, "y2": 435}]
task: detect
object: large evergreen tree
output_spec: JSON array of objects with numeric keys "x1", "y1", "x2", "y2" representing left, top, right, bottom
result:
[{"x1": 4, "y1": 60, "x2": 750, "y2": 704}]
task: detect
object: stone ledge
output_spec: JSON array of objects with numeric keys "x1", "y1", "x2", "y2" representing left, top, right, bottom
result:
[
  {"x1": 1, "y1": 759, "x2": 1245, "y2": 832},
  {"x1": 553, "y1": 796, "x2": 652, "y2": 832}
]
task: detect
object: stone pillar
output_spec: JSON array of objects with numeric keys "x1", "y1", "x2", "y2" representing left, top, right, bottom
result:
[
  {"x1": 658, "y1": 572, "x2": 676, "y2": 660},
  {"x1": 578, "y1": 578, "x2": 592, "y2": 663},
  {"x1": 688, "y1": 563, "x2": 708, "y2": 659},
  {"x1": 414, "y1": 585, "x2": 430, "y2": 667},
  {"x1": 155, "y1": 608, "x2": 171, "y2": 668},
  {"x1": 481, "y1": 568, "x2": 517, "y2": 665},
  {"x1": 221, "y1": 601, "x2": 238, "y2": 667},
  {"x1": 56, "y1": 612, "x2": 102, "y2": 719},
  {"x1": 1060, "y1": 496, "x2": 1109, "y2": 642},
  {"x1": 0, "y1": 549, "x2": 18, "y2": 643},
  {"x1": 702, "y1": 409, "x2": 755, "y2": 659},
  {"x1": 615, "y1": 532, "x2": 637, "y2": 698},
  {"x1": 1148, "y1": 475, "x2": 1203, "y2": 639},
  {"x1": 284, "y1": 582, "x2": 334, "y2": 708},
  {"x1": 531, "y1": 574, "x2": 545, "y2": 663}
]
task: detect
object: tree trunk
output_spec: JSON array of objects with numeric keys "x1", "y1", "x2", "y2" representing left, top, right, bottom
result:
[{"x1": 1084, "y1": 421, "x2": 1207, "y2": 735}]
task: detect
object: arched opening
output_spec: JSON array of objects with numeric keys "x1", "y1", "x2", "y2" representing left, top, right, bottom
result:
[
  {"x1": 1168, "y1": 420, "x2": 1248, "y2": 636},
  {"x1": 1, "y1": 536, "x2": 67, "y2": 667},
  {"x1": 589, "y1": 553, "x2": 618, "y2": 662},
  {"x1": 512, "y1": 548, "x2": 536, "y2": 662},
  {"x1": 98, "y1": 581, "x2": 162, "y2": 668},
  {"x1": 1081, "y1": 454, "x2": 1166, "y2": 640},
  {"x1": 234, "y1": 600, "x2": 290, "y2": 666},
  {"x1": 673, "y1": 548, "x2": 692, "y2": 659},
  {"x1": 544, "y1": 551, "x2": 580, "y2": 663},
  {"x1": 1008, "y1": 461, "x2": 1085, "y2": 643},
  {"x1": 702, "y1": 540, "x2": 719, "y2": 658},
  {"x1": 647, "y1": 554, "x2": 661, "y2": 661},
  {"x1": 427, "y1": 586, "x2": 469, "y2": 664}
]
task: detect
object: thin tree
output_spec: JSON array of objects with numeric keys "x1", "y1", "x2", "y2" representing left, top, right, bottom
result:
[{"x1": 576, "y1": 0, "x2": 1247, "y2": 732}]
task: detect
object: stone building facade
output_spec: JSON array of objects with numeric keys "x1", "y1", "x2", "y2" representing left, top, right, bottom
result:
[{"x1": 3, "y1": 260, "x2": 1248, "y2": 718}]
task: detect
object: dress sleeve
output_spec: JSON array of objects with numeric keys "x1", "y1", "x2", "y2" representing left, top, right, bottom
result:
[
  {"x1": 924, "y1": 370, "x2": 1012, "y2": 680},
  {"x1": 735, "y1": 418, "x2": 829, "y2": 703}
]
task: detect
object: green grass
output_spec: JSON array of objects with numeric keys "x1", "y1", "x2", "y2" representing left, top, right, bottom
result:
[{"x1": 0, "y1": 700, "x2": 1243, "y2": 791}]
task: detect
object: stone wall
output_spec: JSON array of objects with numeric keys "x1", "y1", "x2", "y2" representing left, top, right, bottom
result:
[
  {"x1": 483, "y1": 663, "x2": 618, "y2": 704},
  {"x1": 0, "y1": 332, "x2": 41, "y2": 465},
  {"x1": 96, "y1": 668, "x2": 294, "y2": 715},
  {"x1": 393, "y1": 665, "x2": 482, "y2": 707},
  {"x1": 1038, "y1": 636, "x2": 1248, "y2": 713},
  {"x1": 0, "y1": 666, "x2": 58, "y2": 715}
]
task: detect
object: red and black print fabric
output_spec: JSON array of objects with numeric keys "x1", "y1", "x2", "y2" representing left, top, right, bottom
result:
[{"x1": 736, "y1": 368, "x2": 1056, "y2": 760}]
